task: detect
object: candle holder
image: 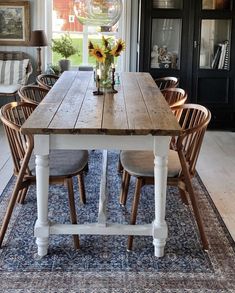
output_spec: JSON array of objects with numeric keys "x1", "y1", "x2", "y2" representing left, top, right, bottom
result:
[
  {"x1": 93, "y1": 74, "x2": 104, "y2": 95},
  {"x1": 111, "y1": 67, "x2": 118, "y2": 93},
  {"x1": 93, "y1": 64, "x2": 118, "y2": 95}
]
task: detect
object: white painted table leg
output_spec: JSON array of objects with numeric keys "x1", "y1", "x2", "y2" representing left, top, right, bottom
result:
[
  {"x1": 98, "y1": 150, "x2": 108, "y2": 225},
  {"x1": 152, "y1": 136, "x2": 171, "y2": 257},
  {"x1": 34, "y1": 135, "x2": 50, "y2": 257}
]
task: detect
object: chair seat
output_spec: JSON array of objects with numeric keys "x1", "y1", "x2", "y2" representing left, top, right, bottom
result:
[
  {"x1": 120, "y1": 150, "x2": 181, "y2": 178},
  {"x1": 0, "y1": 84, "x2": 21, "y2": 94},
  {"x1": 29, "y1": 150, "x2": 88, "y2": 177}
]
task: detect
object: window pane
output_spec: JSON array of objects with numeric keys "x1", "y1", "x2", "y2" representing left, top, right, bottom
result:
[
  {"x1": 200, "y1": 19, "x2": 231, "y2": 69},
  {"x1": 202, "y1": 0, "x2": 231, "y2": 10},
  {"x1": 151, "y1": 19, "x2": 181, "y2": 69},
  {"x1": 52, "y1": 0, "x2": 119, "y2": 67},
  {"x1": 87, "y1": 34, "x2": 117, "y2": 66},
  {"x1": 153, "y1": 0, "x2": 183, "y2": 9},
  {"x1": 52, "y1": 32, "x2": 83, "y2": 66},
  {"x1": 52, "y1": 1, "x2": 83, "y2": 32}
]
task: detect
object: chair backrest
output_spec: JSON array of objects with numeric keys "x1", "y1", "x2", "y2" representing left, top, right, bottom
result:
[
  {"x1": 18, "y1": 85, "x2": 49, "y2": 106},
  {"x1": 154, "y1": 76, "x2": 179, "y2": 90},
  {"x1": 36, "y1": 74, "x2": 59, "y2": 90},
  {"x1": 0, "y1": 102, "x2": 36, "y2": 175},
  {"x1": 78, "y1": 65, "x2": 94, "y2": 71},
  {"x1": 171, "y1": 103, "x2": 211, "y2": 176},
  {"x1": 161, "y1": 87, "x2": 187, "y2": 108}
]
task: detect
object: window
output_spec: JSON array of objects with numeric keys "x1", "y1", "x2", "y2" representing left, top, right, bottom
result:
[
  {"x1": 50, "y1": 0, "x2": 121, "y2": 68},
  {"x1": 40, "y1": 0, "x2": 131, "y2": 72}
]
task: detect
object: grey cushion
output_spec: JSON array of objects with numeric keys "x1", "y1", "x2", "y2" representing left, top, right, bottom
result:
[
  {"x1": 29, "y1": 150, "x2": 88, "y2": 177},
  {"x1": 120, "y1": 150, "x2": 181, "y2": 178}
]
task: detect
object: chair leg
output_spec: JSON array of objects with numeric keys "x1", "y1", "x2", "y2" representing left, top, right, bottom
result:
[
  {"x1": 77, "y1": 173, "x2": 86, "y2": 204},
  {"x1": 178, "y1": 187, "x2": 189, "y2": 205},
  {"x1": 0, "y1": 167, "x2": 29, "y2": 247},
  {"x1": 127, "y1": 177, "x2": 143, "y2": 251},
  {"x1": 0, "y1": 187, "x2": 21, "y2": 247},
  {"x1": 84, "y1": 162, "x2": 89, "y2": 173},
  {"x1": 17, "y1": 187, "x2": 29, "y2": 204},
  {"x1": 178, "y1": 151, "x2": 209, "y2": 250},
  {"x1": 119, "y1": 170, "x2": 130, "y2": 206},
  {"x1": 66, "y1": 178, "x2": 80, "y2": 249},
  {"x1": 117, "y1": 156, "x2": 123, "y2": 173},
  {"x1": 16, "y1": 189, "x2": 24, "y2": 203}
]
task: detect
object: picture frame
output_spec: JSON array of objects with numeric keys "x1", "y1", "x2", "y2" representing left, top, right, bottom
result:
[{"x1": 0, "y1": 1, "x2": 30, "y2": 46}]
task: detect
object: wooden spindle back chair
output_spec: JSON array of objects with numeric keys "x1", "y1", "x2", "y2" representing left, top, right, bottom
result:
[
  {"x1": 36, "y1": 74, "x2": 59, "y2": 90},
  {"x1": 119, "y1": 103, "x2": 211, "y2": 251},
  {"x1": 117, "y1": 87, "x2": 187, "y2": 173},
  {"x1": 18, "y1": 85, "x2": 49, "y2": 105},
  {"x1": 154, "y1": 76, "x2": 179, "y2": 90},
  {"x1": 161, "y1": 87, "x2": 187, "y2": 108},
  {"x1": 2, "y1": 102, "x2": 34, "y2": 176},
  {"x1": 0, "y1": 102, "x2": 88, "y2": 248}
]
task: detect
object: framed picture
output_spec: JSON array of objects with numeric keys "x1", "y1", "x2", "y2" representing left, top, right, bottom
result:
[{"x1": 0, "y1": 1, "x2": 30, "y2": 46}]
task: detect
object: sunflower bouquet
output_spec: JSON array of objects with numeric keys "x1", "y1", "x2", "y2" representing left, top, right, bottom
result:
[{"x1": 89, "y1": 36, "x2": 125, "y2": 89}]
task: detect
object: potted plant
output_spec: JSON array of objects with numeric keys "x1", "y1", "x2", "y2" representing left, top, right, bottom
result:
[{"x1": 51, "y1": 33, "x2": 78, "y2": 72}]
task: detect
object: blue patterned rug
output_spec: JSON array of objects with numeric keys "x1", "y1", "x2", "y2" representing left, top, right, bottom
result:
[{"x1": 0, "y1": 150, "x2": 235, "y2": 292}]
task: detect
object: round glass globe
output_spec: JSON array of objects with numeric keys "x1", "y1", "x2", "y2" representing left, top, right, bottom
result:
[{"x1": 74, "y1": 0, "x2": 123, "y2": 26}]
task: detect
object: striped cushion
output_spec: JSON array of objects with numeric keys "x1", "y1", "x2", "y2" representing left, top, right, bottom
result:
[{"x1": 0, "y1": 59, "x2": 29, "y2": 85}]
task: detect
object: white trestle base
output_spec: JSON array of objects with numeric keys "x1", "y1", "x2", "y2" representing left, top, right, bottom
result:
[
  {"x1": 33, "y1": 134, "x2": 171, "y2": 258},
  {"x1": 97, "y1": 150, "x2": 108, "y2": 225},
  {"x1": 48, "y1": 223, "x2": 153, "y2": 235}
]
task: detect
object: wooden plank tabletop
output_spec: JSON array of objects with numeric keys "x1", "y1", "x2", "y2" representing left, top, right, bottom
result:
[{"x1": 21, "y1": 71, "x2": 181, "y2": 136}]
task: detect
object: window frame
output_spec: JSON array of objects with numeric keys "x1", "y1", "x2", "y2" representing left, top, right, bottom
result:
[{"x1": 37, "y1": 0, "x2": 131, "y2": 72}]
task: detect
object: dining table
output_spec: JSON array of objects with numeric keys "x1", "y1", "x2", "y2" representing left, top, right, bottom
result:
[{"x1": 21, "y1": 71, "x2": 181, "y2": 257}]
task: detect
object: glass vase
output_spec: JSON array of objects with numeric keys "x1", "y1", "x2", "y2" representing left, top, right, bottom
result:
[{"x1": 97, "y1": 57, "x2": 113, "y2": 91}]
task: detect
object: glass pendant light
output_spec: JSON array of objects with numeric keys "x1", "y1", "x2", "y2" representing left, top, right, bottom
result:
[{"x1": 74, "y1": 0, "x2": 123, "y2": 26}]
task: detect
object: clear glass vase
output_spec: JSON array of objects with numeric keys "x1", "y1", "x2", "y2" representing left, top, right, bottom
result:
[{"x1": 97, "y1": 57, "x2": 113, "y2": 91}]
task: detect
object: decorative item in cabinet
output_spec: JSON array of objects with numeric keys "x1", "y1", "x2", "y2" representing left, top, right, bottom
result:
[
  {"x1": 151, "y1": 45, "x2": 177, "y2": 69},
  {"x1": 211, "y1": 40, "x2": 229, "y2": 69},
  {"x1": 151, "y1": 18, "x2": 181, "y2": 69}
]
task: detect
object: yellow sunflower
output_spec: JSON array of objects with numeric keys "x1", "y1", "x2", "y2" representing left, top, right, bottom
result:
[
  {"x1": 90, "y1": 45, "x2": 106, "y2": 62},
  {"x1": 111, "y1": 39, "x2": 126, "y2": 57}
]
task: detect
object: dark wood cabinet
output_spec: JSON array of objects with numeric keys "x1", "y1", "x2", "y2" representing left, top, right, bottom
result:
[{"x1": 139, "y1": 0, "x2": 235, "y2": 129}]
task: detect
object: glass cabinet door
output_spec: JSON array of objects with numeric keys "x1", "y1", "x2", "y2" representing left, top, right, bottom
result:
[
  {"x1": 202, "y1": 0, "x2": 231, "y2": 10},
  {"x1": 151, "y1": 19, "x2": 181, "y2": 69},
  {"x1": 199, "y1": 19, "x2": 231, "y2": 69}
]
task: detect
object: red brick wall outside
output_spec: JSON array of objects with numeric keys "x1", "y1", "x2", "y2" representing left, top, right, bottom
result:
[{"x1": 53, "y1": 0, "x2": 83, "y2": 32}]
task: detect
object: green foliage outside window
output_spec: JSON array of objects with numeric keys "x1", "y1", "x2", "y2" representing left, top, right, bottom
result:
[
  {"x1": 51, "y1": 33, "x2": 79, "y2": 59},
  {"x1": 52, "y1": 37, "x2": 103, "y2": 66}
]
